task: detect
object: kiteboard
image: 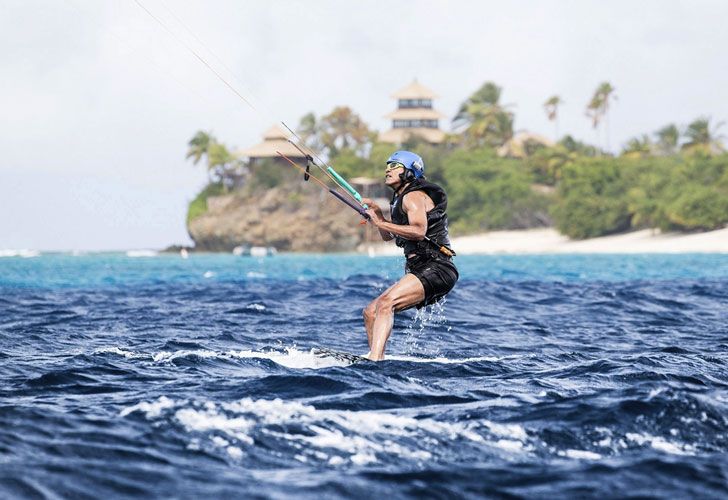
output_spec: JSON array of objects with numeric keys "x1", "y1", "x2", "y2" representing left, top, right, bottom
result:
[{"x1": 312, "y1": 347, "x2": 369, "y2": 364}]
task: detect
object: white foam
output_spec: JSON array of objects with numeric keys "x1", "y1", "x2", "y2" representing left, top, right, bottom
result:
[
  {"x1": 152, "y1": 350, "x2": 221, "y2": 362},
  {"x1": 597, "y1": 436, "x2": 612, "y2": 447},
  {"x1": 647, "y1": 387, "x2": 667, "y2": 399},
  {"x1": 212, "y1": 436, "x2": 230, "y2": 447},
  {"x1": 560, "y1": 449, "x2": 602, "y2": 460},
  {"x1": 209, "y1": 439, "x2": 243, "y2": 460},
  {"x1": 94, "y1": 347, "x2": 144, "y2": 359},
  {"x1": 121, "y1": 396, "x2": 532, "y2": 465},
  {"x1": 495, "y1": 439, "x2": 526, "y2": 452},
  {"x1": 203, "y1": 271, "x2": 215, "y2": 278},
  {"x1": 175, "y1": 408, "x2": 254, "y2": 445},
  {"x1": 97, "y1": 344, "x2": 509, "y2": 369},
  {"x1": 625, "y1": 432, "x2": 695, "y2": 456},
  {"x1": 225, "y1": 348, "x2": 353, "y2": 369},
  {"x1": 246, "y1": 303, "x2": 266, "y2": 311},
  {"x1": 483, "y1": 421, "x2": 529, "y2": 440},
  {"x1": 99, "y1": 346, "x2": 350, "y2": 369},
  {"x1": 350, "y1": 453, "x2": 377, "y2": 465},
  {"x1": 120, "y1": 395, "x2": 176, "y2": 418}
]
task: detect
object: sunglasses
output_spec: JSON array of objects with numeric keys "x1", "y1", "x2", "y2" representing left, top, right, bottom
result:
[{"x1": 385, "y1": 162, "x2": 405, "y2": 173}]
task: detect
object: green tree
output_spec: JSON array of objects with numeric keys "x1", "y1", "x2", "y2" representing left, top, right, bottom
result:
[
  {"x1": 654, "y1": 124, "x2": 679, "y2": 155},
  {"x1": 682, "y1": 117, "x2": 725, "y2": 155},
  {"x1": 326, "y1": 148, "x2": 374, "y2": 180},
  {"x1": 317, "y1": 106, "x2": 374, "y2": 158},
  {"x1": 187, "y1": 183, "x2": 225, "y2": 223},
  {"x1": 186, "y1": 130, "x2": 246, "y2": 187},
  {"x1": 453, "y1": 81, "x2": 514, "y2": 148},
  {"x1": 621, "y1": 135, "x2": 652, "y2": 158},
  {"x1": 659, "y1": 155, "x2": 728, "y2": 230},
  {"x1": 440, "y1": 149, "x2": 553, "y2": 232},
  {"x1": 543, "y1": 95, "x2": 563, "y2": 140},
  {"x1": 206, "y1": 142, "x2": 238, "y2": 187},
  {"x1": 526, "y1": 144, "x2": 580, "y2": 185},
  {"x1": 560, "y1": 135, "x2": 600, "y2": 156},
  {"x1": 186, "y1": 130, "x2": 214, "y2": 166},
  {"x1": 553, "y1": 159, "x2": 632, "y2": 238}
]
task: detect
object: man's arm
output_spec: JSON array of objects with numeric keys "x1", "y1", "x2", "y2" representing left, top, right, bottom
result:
[{"x1": 365, "y1": 192, "x2": 429, "y2": 241}]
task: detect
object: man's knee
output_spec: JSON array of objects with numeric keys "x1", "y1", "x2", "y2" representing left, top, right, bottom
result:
[
  {"x1": 376, "y1": 293, "x2": 396, "y2": 312},
  {"x1": 363, "y1": 301, "x2": 376, "y2": 321}
]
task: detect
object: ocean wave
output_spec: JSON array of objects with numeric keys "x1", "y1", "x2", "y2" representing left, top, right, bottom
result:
[
  {"x1": 2, "y1": 255, "x2": 727, "y2": 497},
  {"x1": 96, "y1": 345, "x2": 516, "y2": 369},
  {"x1": 120, "y1": 396, "x2": 532, "y2": 465}
]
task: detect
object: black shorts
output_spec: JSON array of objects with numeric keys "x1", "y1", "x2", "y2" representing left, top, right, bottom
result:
[{"x1": 405, "y1": 254, "x2": 459, "y2": 309}]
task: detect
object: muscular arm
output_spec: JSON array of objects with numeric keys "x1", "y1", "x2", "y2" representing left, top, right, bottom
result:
[
  {"x1": 378, "y1": 226, "x2": 395, "y2": 241},
  {"x1": 366, "y1": 191, "x2": 432, "y2": 242}
]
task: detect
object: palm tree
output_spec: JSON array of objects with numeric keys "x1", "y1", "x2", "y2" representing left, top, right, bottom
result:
[
  {"x1": 682, "y1": 117, "x2": 725, "y2": 155},
  {"x1": 654, "y1": 124, "x2": 679, "y2": 155},
  {"x1": 186, "y1": 131, "x2": 241, "y2": 186},
  {"x1": 585, "y1": 82, "x2": 617, "y2": 151},
  {"x1": 621, "y1": 135, "x2": 652, "y2": 158},
  {"x1": 186, "y1": 130, "x2": 214, "y2": 165},
  {"x1": 207, "y1": 142, "x2": 238, "y2": 187},
  {"x1": 543, "y1": 95, "x2": 563, "y2": 140},
  {"x1": 453, "y1": 81, "x2": 514, "y2": 148}
]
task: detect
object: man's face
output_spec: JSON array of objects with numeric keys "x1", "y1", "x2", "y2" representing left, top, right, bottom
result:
[{"x1": 384, "y1": 162, "x2": 404, "y2": 188}]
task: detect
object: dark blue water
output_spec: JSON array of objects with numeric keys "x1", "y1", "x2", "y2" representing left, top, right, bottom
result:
[{"x1": 1, "y1": 253, "x2": 727, "y2": 499}]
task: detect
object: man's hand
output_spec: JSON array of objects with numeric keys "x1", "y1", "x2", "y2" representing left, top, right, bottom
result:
[
  {"x1": 365, "y1": 207, "x2": 385, "y2": 227},
  {"x1": 361, "y1": 198, "x2": 383, "y2": 215},
  {"x1": 362, "y1": 198, "x2": 394, "y2": 240}
]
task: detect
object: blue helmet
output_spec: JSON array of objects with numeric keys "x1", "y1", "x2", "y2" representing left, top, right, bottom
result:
[{"x1": 387, "y1": 150, "x2": 425, "y2": 179}]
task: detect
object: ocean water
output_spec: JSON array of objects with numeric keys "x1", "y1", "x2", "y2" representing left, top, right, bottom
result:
[{"x1": 1, "y1": 252, "x2": 727, "y2": 499}]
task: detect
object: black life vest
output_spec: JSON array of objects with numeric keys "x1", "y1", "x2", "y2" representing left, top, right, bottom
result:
[{"x1": 389, "y1": 179, "x2": 452, "y2": 256}]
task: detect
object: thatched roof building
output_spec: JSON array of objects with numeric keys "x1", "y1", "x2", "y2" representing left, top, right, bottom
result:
[{"x1": 238, "y1": 125, "x2": 308, "y2": 163}]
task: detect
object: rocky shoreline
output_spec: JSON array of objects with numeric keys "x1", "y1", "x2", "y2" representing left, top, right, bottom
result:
[{"x1": 187, "y1": 185, "x2": 369, "y2": 252}]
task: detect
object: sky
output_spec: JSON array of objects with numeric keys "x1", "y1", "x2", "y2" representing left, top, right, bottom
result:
[{"x1": 2, "y1": 0, "x2": 727, "y2": 251}]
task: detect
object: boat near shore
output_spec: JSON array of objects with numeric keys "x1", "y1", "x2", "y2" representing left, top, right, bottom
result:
[{"x1": 233, "y1": 245, "x2": 277, "y2": 257}]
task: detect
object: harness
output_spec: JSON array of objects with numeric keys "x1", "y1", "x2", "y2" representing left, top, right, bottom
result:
[{"x1": 390, "y1": 179, "x2": 455, "y2": 258}]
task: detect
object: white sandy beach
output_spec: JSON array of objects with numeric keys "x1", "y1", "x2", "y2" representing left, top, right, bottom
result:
[{"x1": 365, "y1": 227, "x2": 728, "y2": 255}]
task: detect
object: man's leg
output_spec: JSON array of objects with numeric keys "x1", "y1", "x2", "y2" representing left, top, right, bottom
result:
[
  {"x1": 367, "y1": 274, "x2": 425, "y2": 361},
  {"x1": 363, "y1": 299, "x2": 378, "y2": 350},
  {"x1": 363, "y1": 280, "x2": 400, "y2": 350}
]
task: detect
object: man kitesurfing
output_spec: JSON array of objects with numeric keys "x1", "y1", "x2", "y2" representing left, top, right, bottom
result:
[
  {"x1": 361, "y1": 151, "x2": 458, "y2": 361},
  {"x1": 130, "y1": 0, "x2": 458, "y2": 364},
  {"x1": 276, "y1": 147, "x2": 458, "y2": 362}
]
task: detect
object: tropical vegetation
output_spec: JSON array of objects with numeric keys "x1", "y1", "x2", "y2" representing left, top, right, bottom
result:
[{"x1": 186, "y1": 81, "x2": 728, "y2": 240}]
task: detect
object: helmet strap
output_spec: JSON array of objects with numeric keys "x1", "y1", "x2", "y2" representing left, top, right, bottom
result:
[{"x1": 392, "y1": 176, "x2": 411, "y2": 197}]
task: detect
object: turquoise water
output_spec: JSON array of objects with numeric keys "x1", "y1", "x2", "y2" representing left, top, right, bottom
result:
[{"x1": 2, "y1": 252, "x2": 728, "y2": 288}]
